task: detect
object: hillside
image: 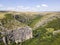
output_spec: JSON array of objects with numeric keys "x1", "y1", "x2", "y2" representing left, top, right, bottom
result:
[
  {"x1": 33, "y1": 13, "x2": 60, "y2": 29},
  {"x1": 0, "y1": 11, "x2": 60, "y2": 45}
]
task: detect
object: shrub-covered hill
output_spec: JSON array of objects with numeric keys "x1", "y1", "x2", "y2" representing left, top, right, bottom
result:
[
  {"x1": 0, "y1": 11, "x2": 60, "y2": 45},
  {"x1": 44, "y1": 18, "x2": 60, "y2": 30},
  {"x1": 32, "y1": 13, "x2": 60, "y2": 29},
  {"x1": 0, "y1": 11, "x2": 43, "y2": 25},
  {"x1": 22, "y1": 17, "x2": 60, "y2": 45}
]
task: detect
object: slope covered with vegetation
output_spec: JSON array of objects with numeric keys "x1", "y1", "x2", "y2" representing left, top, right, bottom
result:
[
  {"x1": 22, "y1": 17, "x2": 60, "y2": 45},
  {"x1": 0, "y1": 11, "x2": 60, "y2": 45}
]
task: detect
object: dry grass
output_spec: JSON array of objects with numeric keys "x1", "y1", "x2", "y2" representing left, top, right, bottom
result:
[{"x1": 0, "y1": 13, "x2": 5, "y2": 19}]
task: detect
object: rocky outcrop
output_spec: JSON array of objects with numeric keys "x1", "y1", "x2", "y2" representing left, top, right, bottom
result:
[
  {"x1": 0, "y1": 26, "x2": 33, "y2": 45},
  {"x1": 12, "y1": 26, "x2": 32, "y2": 43}
]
